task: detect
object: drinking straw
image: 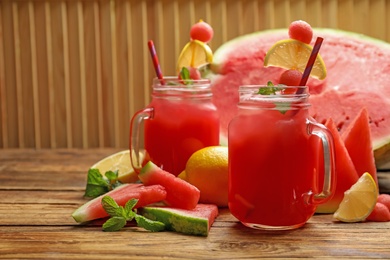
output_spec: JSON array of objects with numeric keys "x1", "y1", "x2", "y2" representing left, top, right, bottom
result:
[
  {"x1": 297, "y1": 37, "x2": 324, "y2": 92},
  {"x1": 148, "y1": 40, "x2": 165, "y2": 85}
]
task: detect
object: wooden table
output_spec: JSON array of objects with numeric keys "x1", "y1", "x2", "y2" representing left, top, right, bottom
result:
[{"x1": 1, "y1": 149, "x2": 390, "y2": 259}]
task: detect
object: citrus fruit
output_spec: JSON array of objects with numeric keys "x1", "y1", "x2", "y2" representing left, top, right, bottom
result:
[
  {"x1": 264, "y1": 39, "x2": 327, "y2": 80},
  {"x1": 333, "y1": 172, "x2": 378, "y2": 222},
  {"x1": 91, "y1": 150, "x2": 142, "y2": 183},
  {"x1": 176, "y1": 39, "x2": 213, "y2": 73},
  {"x1": 184, "y1": 146, "x2": 228, "y2": 207}
]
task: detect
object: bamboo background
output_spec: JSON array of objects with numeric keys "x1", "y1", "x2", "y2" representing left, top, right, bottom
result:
[{"x1": 1, "y1": 0, "x2": 389, "y2": 149}]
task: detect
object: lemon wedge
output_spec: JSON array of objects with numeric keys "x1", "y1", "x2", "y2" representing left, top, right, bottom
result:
[
  {"x1": 333, "y1": 172, "x2": 378, "y2": 222},
  {"x1": 264, "y1": 39, "x2": 327, "y2": 80},
  {"x1": 91, "y1": 150, "x2": 138, "y2": 183},
  {"x1": 176, "y1": 40, "x2": 213, "y2": 73}
]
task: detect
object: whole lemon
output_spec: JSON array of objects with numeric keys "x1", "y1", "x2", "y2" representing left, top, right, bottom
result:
[{"x1": 185, "y1": 146, "x2": 228, "y2": 207}]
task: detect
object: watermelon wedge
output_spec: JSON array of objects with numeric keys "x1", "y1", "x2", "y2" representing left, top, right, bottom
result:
[
  {"x1": 209, "y1": 28, "x2": 390, "y2": 168},
  {"x1": 341, "y1": 108, "x2": 377, "y2": 183},
  {"x1": 139, "y1": 161, "x2": 200, "y2": 210},
  {"x1": 72, "y1": 183, "x2": 167, "y2": 223},
  {"x1": 138, "y1": 204, "x2": 218, "y2": 236},
  {"x1": 315, "y1": 118, "x2": 359, "y2": 213}
]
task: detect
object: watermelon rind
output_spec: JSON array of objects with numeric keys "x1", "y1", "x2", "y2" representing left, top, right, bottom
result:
[
  {"x1": 138, "y1": 204, "x2": 218, "y2": 236},
  {"x1": 72, "y1": 184, "x2": 130, "y2": 223}
]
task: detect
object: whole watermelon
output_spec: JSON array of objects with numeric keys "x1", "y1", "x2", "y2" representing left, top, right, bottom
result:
[{"x1": 208, "y1": 28, "x2": 390, "y2": 169}]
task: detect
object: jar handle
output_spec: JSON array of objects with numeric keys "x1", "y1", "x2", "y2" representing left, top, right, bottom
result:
[
  {"x1": 307, "y1": 119, "x2": 336, "y2": 204},
  {"x1": 129, "y1": 107, "x2": 154, "y2": 172}
]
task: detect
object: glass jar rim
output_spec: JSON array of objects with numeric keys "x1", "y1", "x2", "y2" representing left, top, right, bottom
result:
[
  {"x1": 238, "y1": 84, "x2": 310, "y2": 109},
  {"x1": 153, "y1": 76, "x2": 210, "y2": 87}
]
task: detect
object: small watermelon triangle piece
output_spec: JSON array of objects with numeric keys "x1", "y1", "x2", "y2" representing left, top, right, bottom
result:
[
  {"x1": 316, "y1": 118, "x2": 359, "y2": 213},
  {"x1": 341, "y1": 108, "x2": 378, "y2": 185},
  {"x1": 139, "y1": 204, "x2": 219, "y2": 236}
]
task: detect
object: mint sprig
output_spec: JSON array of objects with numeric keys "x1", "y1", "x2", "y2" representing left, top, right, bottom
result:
[
  {"x1": 257, "y1": 81, "x2": 285, "y2": 95},
  {"x1": 258, "y1": 81, "x2": 290, "y2": 114},
  {"x1": 179, "y1": 67, "x2": 195, "y2": 85},
  {"x1": 84, "y1": 168, "x2": 123, "y2": 198},
  {"x1": 101, "y1": 196, "x2": 166, "y2": 232}
]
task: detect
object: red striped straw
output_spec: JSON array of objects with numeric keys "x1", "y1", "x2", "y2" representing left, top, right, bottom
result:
[
  {"x1": 297, "y1": 37, "x2": 323, "y2": 93},
  {"x1": 148, "y1": 40, "x2": 165, "y2": 85}
]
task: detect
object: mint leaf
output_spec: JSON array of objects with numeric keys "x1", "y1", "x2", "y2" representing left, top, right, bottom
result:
[
  {"x1": 275, "y1": 102, "x2": 291, "y2": 114},
  {"x1": 84, "y1": 169, "x2": 110, "y2": 198},
  {"x1": 180, "y1": 67, "x2": 190, "y2": 80},
  {"x1": 84, "y1": 184, "x2": 108, "y2": 198},
  {"x1": 105, "y1": 170, "x2": 119, "y2": 182},
  {"x1": 258, "y1": 81, "x2": 280, "y2": 95},
  {"x1": 124, "y1": 199, "x2": 138, "y2": 219},
  {"x1": 102, "y1": 216, "x2": 127, "y2": 232},
  {"x1": 101, "y1": 196, "x2": 124, "y2": 217},
  {"x1": 179, "y1": 67, "x2": 194, "y2": 85},
  {"x1": 101, "y1": 196, "x2": 165, "y2": 233},
  {"x1": 84, "y1": 168, "x2": 123, "y2": 198},
  {"x1": 87, "y1": 168, "x2": 109, "y2": 186},
  {"x1": 135, "y1": 215, "x2": 165, "y2": 232}
]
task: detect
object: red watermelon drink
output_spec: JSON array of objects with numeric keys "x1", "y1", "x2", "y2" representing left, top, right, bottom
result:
[
  {"x1": 130, "y1": 77, "x2": 219, "y2": 176},
  {"x1": 228, "y1": 85, "x2": 335, "y2": 230}
]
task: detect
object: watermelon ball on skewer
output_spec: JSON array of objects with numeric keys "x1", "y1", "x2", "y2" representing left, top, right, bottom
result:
[
  {"x1": 288, "y1": 20, "x2": 313, "y2": 44},
  {"x1": 278, "y1": 69, "x2": 303, "y2": 94},
  {"x1": 279, "y1": 69, "x2": 303, "y2": 86},
  {"x1": 190, "y1": 19, "x2": 214, "y2": 43}
]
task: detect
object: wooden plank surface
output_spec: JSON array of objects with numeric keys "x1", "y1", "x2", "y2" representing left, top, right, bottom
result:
[{"x1": 0, "y1": 149, "x2": 389, "y2": 259}]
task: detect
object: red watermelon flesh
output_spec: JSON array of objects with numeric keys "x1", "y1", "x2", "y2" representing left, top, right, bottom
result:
[
  {"x1": 139, "y1": 161, "x2": 201, "y2": 210},
  {"x1": 210, "y1": 29, "x2": 390, "y2": 167},
  {"x1": 315, "y1": 118, "x2": 359, "y2": 213},
  {"x1": 341, "y1": 108, "x2": 378, "y2": 183},
  {"x1": 72, "y1": 183, "x2": 167, "y2": 223}
]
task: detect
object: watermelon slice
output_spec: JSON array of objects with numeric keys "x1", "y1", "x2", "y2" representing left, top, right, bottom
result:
[
  {"x1": 315, "y1": 118, "x2": 359, "y2": 213},
  {"x1": 209, "y1": 28, "x2": 390, "y2": 168},
  {"x1": 139, "y1": 161, "x2": 200, "y2": 210},
  {"x1": 341, "y1": 108, "x2": 377, "y2": 183},
  {"x1": 138, "y1": 204, "x2": 218, "y2": 236},
  {"x1": 72, "y1": 183, "x2": 167, "y2": 223}
]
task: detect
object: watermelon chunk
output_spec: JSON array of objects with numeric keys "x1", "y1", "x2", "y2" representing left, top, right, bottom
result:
[
  {"x1": 209, "y1": 28, "x2": 390, "y2": 168},
  {"x1": 139, "y1": 161, "x2": 200, "y2": 210},
  {"x1": 138, "y1": 204, "x2": 218, "y2": 236},
  {"x1": 72, "y1": 183, "x2": 167, "y2": 223},
  {"x1": 315, "y1": 118, "x2": 359, "y2": 213},
  {"x1": 341, "y1": 108, "x2": 378, "y2": 184}
]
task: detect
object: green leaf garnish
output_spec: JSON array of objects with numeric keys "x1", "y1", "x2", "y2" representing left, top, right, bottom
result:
[
  {"x1": 257, "y1": 81, "x2": 285, "y2": 95},
  {"x1": 101, "y1": 196, "x2": 165, "y2": 232},
  {"x1": 179, "y1": 67, "x2": 194, "y2": 85},
  {"x1": 258, "y1": 81, "x2": 290, "y2": 114},
  {"x1": 180, "y1": 67, "x2": 190, "y2": 80},
  {"x1": 105, "y1": 170, "x2": 119, "y2": 182},
  {"x1": 101, "y1": 195, "x2": 125, "y2": 217},
  {"x1": 84, "y1": 169, "x2": 123, "y2": 198},
  {"x1": 135, "y1": 215, "x2": 166, "y2": 232},
  {"x1": 102, "y1": 216, "x2": 127, "y2": 232}
]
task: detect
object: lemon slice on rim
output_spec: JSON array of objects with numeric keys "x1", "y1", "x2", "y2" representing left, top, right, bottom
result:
[
  {"x1": 91, "y1": 150, "x2": 138, "y2": 183},
  {"x1": 333, "y1": 172, "x2": 378, "y2": 222},
  {"x1": 176, "y1": 39, "x2": 213, "y2": 73},
  {"x1": 264, "y1": 39, "x2": 327, "y2": 80}
]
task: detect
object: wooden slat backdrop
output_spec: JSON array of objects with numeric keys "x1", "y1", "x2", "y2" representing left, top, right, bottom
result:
[{"x1": 0, "y1": 0, "x2": 389, "y2": 149}]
